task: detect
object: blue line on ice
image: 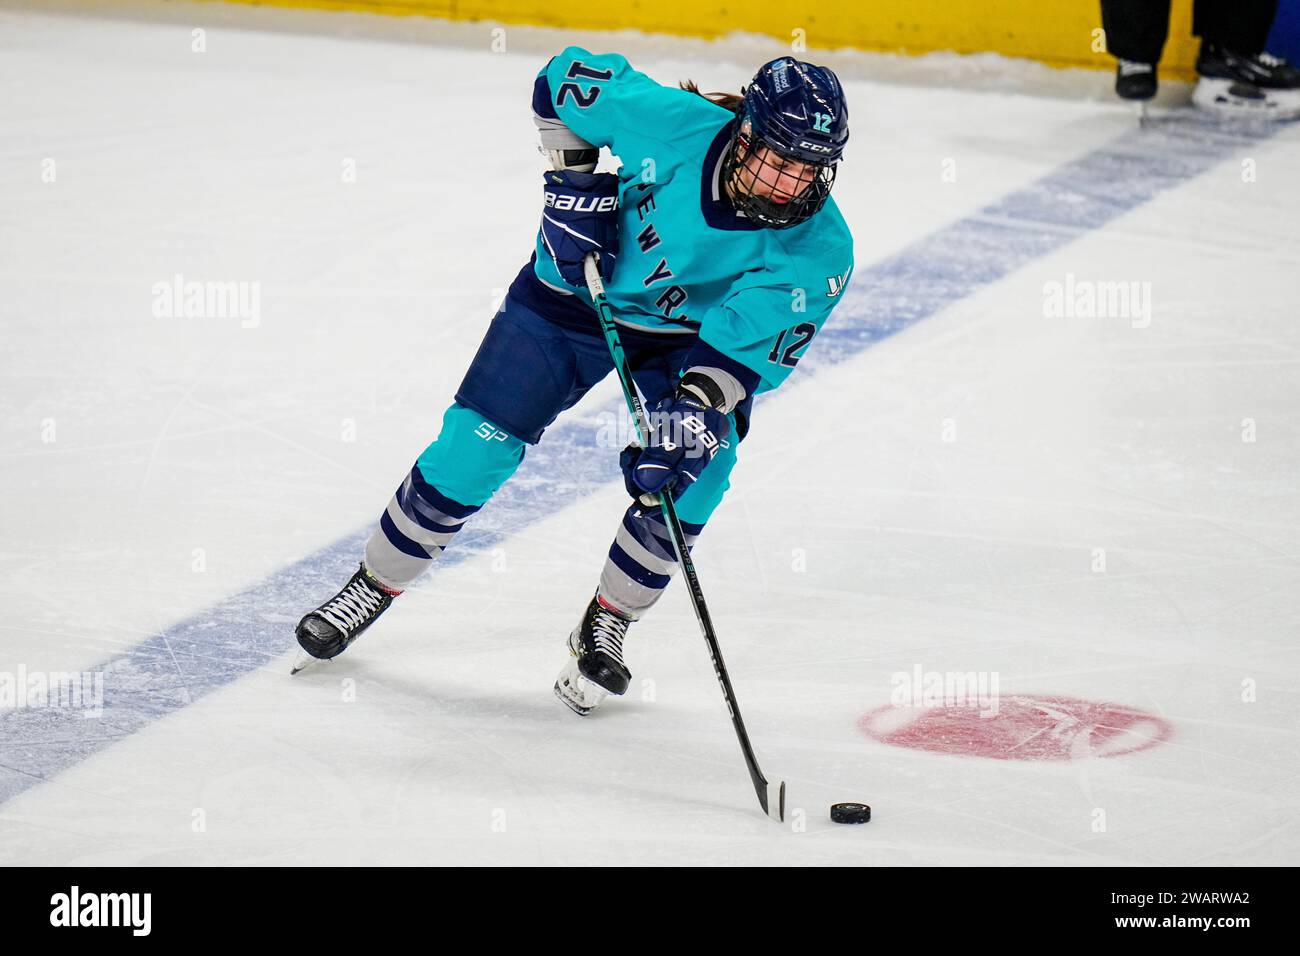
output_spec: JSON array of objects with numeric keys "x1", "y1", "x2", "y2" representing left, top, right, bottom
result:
[{"x1": 0, "y1": 113, "x2": 1288, "y2": 806}]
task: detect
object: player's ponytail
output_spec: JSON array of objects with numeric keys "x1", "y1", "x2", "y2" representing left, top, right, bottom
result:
[{"x1": 679, "y1": 79, "x2": 744, "y2": 114}]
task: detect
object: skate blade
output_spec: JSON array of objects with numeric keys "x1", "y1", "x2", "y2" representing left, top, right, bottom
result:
[
  {"x1": 553, "y1": 680, "x2": 594, "y2": 716},
  {"x1": 290, "y1": 648, "x2": 327, "y2": 675},
  {"x1": 553, "y1": 658, "x2": 608, "y2": 716},
  {"x1": 1191, "y1": 77, "x2": 1300, "y2": 120}
]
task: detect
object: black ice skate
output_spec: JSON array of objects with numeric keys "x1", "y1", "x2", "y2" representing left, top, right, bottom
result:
[
  {"x1": 1115, "y1": 60, "x2": 1157, "y2": 101},
  {"x1": 553, "y1": 593, "x2": 634, "y2": 716},
  {"x1": 1193, "y1": 43, "x2": 1300, "y2": 118},
  {"x1": 292, "y1": 563, "x2": 400, "y2": 673}
]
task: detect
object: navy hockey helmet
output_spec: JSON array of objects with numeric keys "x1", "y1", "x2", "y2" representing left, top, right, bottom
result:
[{"x1": 722, "y1": 57, "x2": 849, "y2": 229}]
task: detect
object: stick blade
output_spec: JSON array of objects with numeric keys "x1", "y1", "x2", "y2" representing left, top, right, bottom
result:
[{"x1": 764, "y1": 779, "x2": 786, "y2": 823}]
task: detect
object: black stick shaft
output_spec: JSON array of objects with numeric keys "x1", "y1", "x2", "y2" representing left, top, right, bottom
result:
[{"x1": 583, "y1": 255, "x2": 784, "y2": 822}]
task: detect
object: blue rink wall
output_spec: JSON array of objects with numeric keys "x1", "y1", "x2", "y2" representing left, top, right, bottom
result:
[{"x1": 1270, "y1": 0, "x2": 1300, "y2": 63}]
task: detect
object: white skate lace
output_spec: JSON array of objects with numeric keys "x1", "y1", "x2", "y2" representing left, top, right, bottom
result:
[
  {"x1": 317, "y1": 577, "x2": 384, "y2": 633},
  {"x1": 591, "y1": 609, "x2": 630, "y2": 666},
  {"x1": 1119, "y1": 60, "x2": 1153, "y2": 76},
  {"x1": 1257, "y1": 52, "x2": 1284, "y2": 68}
]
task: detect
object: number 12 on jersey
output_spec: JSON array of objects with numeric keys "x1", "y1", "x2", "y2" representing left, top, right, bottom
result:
[
  {"x1": 767, "y1": 322, "x2": 817, "y2": 368},
  {"x1": 556, "y1": 60, "x2": 615, "y2": 109}
]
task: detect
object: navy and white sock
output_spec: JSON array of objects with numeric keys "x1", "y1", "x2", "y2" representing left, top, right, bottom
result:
[
  {"x1": 598, "y1": 504, "x2": 704, "y2": 618},
  {"x1": 364, "y1": 465, "x2": 481, "y2": 589}
]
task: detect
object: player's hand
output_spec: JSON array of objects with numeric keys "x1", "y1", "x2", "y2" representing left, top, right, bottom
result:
[
  {"x1": 620, "y1": 394, "x2": 731, "y2": 506},
  {"x1": 539, "y1": 170, "x2": 620, "y2": 286}
]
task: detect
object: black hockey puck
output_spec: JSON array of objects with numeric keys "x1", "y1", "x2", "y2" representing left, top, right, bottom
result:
[{"x1": 830, "y1": 802, "x2": 871, "y2": 824}]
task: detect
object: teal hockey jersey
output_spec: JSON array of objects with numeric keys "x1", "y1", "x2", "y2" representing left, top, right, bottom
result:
[{"x1": 533, "y1": 46, "x2": 854, "y2": 395}]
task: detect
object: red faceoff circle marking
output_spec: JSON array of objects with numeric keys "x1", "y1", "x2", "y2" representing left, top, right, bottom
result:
[{"x1": 859, "y1": 694, "x2": 1172, "y2": 761}]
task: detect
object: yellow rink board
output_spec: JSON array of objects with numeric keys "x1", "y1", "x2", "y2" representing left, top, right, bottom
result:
[{"x1": 215, "y1": 0, "x2": 1203, "y2": 80}]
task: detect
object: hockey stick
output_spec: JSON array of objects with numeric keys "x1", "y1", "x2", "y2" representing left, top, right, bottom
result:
[{"x1": 583, "y1": 253, "x2": 786, "y2": 823}]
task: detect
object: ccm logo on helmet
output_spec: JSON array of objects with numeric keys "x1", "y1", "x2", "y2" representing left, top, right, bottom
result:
[
  {"x1": 544, "y1": 192, "x2": 619, "y2": 212},
  {"x1": 798, "y1": 141, "x2": 833, "y2": 153}
]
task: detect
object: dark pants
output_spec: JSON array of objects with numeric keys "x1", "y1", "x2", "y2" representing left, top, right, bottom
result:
[
  {"x1": 1102, "y1": 0, "x2": 1279, "y2": 63},
  {"x1": 362, "y1": 259, "x2": 746, "y2": 614}
]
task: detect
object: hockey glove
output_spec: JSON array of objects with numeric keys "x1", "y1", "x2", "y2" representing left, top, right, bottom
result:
[
  {"x1": 621, "y1": 383, "x2": 731, "y2": 506},
  {"x1": 539, "y1": 170, "x2": 620, "y2": 285}
]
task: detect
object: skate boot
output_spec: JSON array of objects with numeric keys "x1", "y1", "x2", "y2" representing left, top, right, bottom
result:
[
  {"x1": 1193, "y1": 43, "x2": 1300, "y2": 118},
  {"x1": 1115, "y1": 60, "x2": 1157, "y2": 101},
  {"x1": 554, "y1": 593, "x2": 634, "y2": 716},
  {"x1": 293, "y1": 563, "x2": 401, "y2": 671}
]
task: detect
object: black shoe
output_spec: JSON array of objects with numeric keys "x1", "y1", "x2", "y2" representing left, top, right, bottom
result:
[
  {"x1": 1196, "y1": 42, "x2": 1300, "y2": 89},
  {"x1": 296, "y1": 563, "x2": 400, "y2": 661},
  {"x1": 1116, "y1": 60, "x2": 1157, "y2": 101},
  {"x1": 553, "y1": 593, "x2": 634, "y2": 715}
]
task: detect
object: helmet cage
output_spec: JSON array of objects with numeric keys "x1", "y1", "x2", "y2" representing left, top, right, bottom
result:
[{"x1": 721, "y1": 120, "x2": 836, "y2": 229}]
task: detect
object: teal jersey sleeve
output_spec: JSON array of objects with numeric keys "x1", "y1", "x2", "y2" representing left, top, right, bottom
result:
[
  {"x1": 697, "y1": 223, "x2": 854, "y2": 393},
  {"x1": 537, "y1": 47, "x2": 698, "y2": 158}
]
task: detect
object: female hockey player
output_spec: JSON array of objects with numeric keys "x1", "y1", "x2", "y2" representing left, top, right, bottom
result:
[{"x1": 294, "y1": 47, "x2": 854, "y2": 715}]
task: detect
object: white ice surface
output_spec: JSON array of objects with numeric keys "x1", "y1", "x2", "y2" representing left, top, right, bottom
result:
[{"x1": 0, "y1": 3, "x2": 1297, "y2": 865}]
